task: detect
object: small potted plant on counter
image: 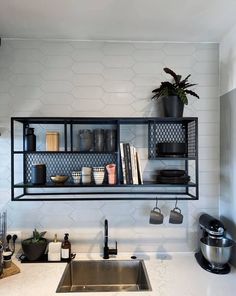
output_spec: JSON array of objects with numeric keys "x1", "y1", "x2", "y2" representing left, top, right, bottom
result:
[
  {"x1": 151, "y1": 67, "x2": 199, "y2": 117},
  {"x1": 21, "y1": 229, "x2": 47, "y2": 261}
]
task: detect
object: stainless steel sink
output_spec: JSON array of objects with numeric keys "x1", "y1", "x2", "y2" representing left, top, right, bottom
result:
[{"x1": 56, "y1": 260, "x2": 152, "y2": 293}]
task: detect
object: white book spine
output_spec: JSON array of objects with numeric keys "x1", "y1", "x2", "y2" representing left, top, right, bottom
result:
[
  {"x1": 133, "y1": 147, "x2": 139, "y2": 185},
  {"x1": 130, "y1": 145, "x2": 138, "y2": 184},
  {"x1": 136, "y1": 150, "x2": 143, "y2": 184},
  {"x1": 120, "y1": 142, "x2": 126, "y2": 184}
]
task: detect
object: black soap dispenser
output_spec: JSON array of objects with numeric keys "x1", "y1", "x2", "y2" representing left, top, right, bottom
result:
[{"x1": 25, "y1": 127, "x2": 36, "y2": 151}]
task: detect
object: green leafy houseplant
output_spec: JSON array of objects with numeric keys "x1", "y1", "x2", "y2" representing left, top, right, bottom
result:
[
  {"x1": 22, "y1": 229, "x2": 47, "y2": 261},
  {"x1": 152, "y1": 67, "x2": 199, "y2": 105}
]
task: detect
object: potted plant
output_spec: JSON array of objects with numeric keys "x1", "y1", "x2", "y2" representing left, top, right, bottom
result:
[
  {"x1": 152, "y1": 67, "x2": 199, "y2": 117},
  {"x1": 21, "y1": 229, "x2": 47, "y2": 261}
]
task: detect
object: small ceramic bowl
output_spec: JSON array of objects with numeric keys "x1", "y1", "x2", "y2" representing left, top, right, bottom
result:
[
  {"x1": 50, "y1": 175, "x2": 69, "y2": 184},
  {"x1": 72, "y1": 171, "x2": 82, "y2": 184},
  {"x1": 93, "y1": 167, "x2": 105, "y2": 172},
  {"x1": 72, "y1": 171, "x2": 82, "y2": 177}
]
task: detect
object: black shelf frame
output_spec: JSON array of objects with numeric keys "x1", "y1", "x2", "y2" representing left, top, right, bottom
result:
[{"x1": 11, "y1": 117, "x2": 198, "y2": 201}]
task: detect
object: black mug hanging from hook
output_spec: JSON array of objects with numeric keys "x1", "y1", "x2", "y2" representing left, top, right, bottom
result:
[
  {"x1": 149, "y1": 199, "x2": 164, "y2": 224},
  {"x1": 169, "y1": 200, "x2": 183, "y2": 224}
]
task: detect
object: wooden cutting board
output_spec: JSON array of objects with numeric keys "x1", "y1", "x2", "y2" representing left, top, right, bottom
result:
[{"x1": 0, "y1": 262, "x2": 20, "y2": 279}]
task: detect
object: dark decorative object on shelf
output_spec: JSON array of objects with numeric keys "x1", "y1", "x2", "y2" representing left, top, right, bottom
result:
[
  {"x1": 151, "y1": 67, "x2": 199, "y2": 117},
  {"x1": 94, "y1": 129, "x2": 105, "y2": 152},
  {"x1": 160, "y1": 169, "x2": 185, "y2": 177},
  {"x1": 25, "y1": 127, "x2": 36, "y2": 151},
  {"x1": 105, "y1": 129, "x2": 116, "y2": 152},
  {"x1": 79, "y1": 129, "x2": 93, "y2": 151},
  {"x1": 156, "y1": 142, "x2": 186, "y2": 157},
  {"x1": 31, "y1": 164, "x2": 46, "y2": 185},
  {"x1": 21, "y1": 229, "x2": 47, "y2": 261}
]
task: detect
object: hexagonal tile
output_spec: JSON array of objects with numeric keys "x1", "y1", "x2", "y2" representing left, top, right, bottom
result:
[
  {"x1": 102, "y1": 43, "x2": 134, "y2": 55},
  {"x1": 72, "y1": 86, "x2": 104, "y2": 99},
  {"x1": 41, "y1": 69, "x2": 74, "y2": 81},
  {"x1": 72, "y1": 49, "x2": 103, "y2": 62},
  {"x1": 10, "y1": 61, "x2": 44, "y2": 74},
  {"x1": 102, "y1": 81, "x2": 134, "y2": 92},
  {"x1": 102, "y1": 55, "x2": 134, "y2": 68},
  {"x1": 103, "y1": 68, "x2": 134, "y2": 81},
  {"x1": 41, "y1": 81, "x2": 73, "y2": 93},
  {"x1": 40, "y1": 93, "x2": 74, "y2": 104},
  {"x1": 133, "y1": 50, "x2": 165, "y2": 62},
  {"x1": 72, "y1": 62, "x2": 104, "y2": 74},
  {"x1": 133, "y1": 62, "x2": 163, "y2": 74},
  {"x1": 72, "y1": 99, "x2": 104, "y2": 111},
  {"x1": 40, "y1": 55, "x2": 73, "y2": 68},
  {"x1": 73, "y1": 74, "x2": 104, "y2": 86},
  {"x1": 102, "y1": 93, "x2": 135, "y2": 105}
]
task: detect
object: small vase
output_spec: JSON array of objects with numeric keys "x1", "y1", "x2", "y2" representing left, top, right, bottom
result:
[
  {"x1": 106, "y1": 163, "x2": 116, "y2": 185},
  {"x1": 162, "y1": 96, "x2": 184, "y2": 117},
  {"x1": 25, "y1": 127, "x2": 36, "y2": 151}
]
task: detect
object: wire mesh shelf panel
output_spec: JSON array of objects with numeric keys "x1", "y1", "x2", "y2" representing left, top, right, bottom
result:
[
  {"x1": 25, "y1": 153, "x2": 116, "y2": 183},
  {"x1": 148, "y1": 119, "x2": 197, "y2": 159}
]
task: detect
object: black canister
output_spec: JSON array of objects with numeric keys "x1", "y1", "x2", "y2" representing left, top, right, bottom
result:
[
  {"x1": 31, "y1": 164, "x2": 46, "y2": 185},
  {"x1": 25, "y1": 127, "x2": 36, "y2": 151},
  {"x1": 105, "y1": 129, "x2": 116, "y2": 152}
]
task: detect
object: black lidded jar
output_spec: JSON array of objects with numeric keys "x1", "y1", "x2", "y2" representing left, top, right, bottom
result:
[
  {"x1": 25, "y1": 127, "x2": 36, "y2": 152},
  {"x1": 31, "y1": 164, "x2": 46, "y2": 185}
]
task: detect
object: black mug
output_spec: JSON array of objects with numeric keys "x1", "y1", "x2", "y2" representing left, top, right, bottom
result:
[{"x1": 169, "y1": 207, "x2": 183, "y2": 224}]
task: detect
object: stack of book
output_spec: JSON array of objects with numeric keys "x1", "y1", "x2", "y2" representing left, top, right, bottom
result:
[{"x1": 120, "y1": 143, "x2": 143, "y2": 185}]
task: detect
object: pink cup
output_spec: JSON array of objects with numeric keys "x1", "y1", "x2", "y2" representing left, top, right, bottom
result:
[{"x1": 106, "y1": 164, "x2": 116, "y2": 185}]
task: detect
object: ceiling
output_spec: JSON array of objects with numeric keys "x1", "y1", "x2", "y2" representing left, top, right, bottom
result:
[{"x1": 1, "y1": 0, "x2": 236, "y2": 42}]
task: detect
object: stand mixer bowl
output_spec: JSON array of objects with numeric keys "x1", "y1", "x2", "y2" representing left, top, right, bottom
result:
[{"x1": 200, "y1": 237, "x2": 234, "y2": 269}]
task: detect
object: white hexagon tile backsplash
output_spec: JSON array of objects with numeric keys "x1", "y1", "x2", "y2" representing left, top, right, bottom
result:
[{"x1": 0, "y1": 39, "x2": 219, "y2": 252}]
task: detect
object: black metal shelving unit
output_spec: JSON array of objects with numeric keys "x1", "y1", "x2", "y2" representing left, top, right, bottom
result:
[{"x1": 11, "y1": 117, "x2": 198, "y2": 201}]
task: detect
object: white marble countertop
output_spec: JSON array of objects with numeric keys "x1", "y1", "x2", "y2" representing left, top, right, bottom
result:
[{"x1": 0, "y1": 252, "x2": 235, "y2": 296}]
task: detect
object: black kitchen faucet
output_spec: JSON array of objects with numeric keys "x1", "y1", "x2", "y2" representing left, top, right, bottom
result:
[{"x1": 103, "y1": 219, "x2": 118, "y2": 259}]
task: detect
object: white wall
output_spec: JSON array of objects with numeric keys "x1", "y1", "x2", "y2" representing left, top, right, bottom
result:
[
  {"x1": 220, "y1": 24, "x2": 236, "y2": 265},
  {"x1": 0, "y1": 39, "x2": 219, "y2": 253},
  {"x1": 220, "y1": 23, "x2": 236, "y2": 96}
]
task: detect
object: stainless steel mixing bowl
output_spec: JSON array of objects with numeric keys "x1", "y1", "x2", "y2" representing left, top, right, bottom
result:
[{"x1": 200, "y1": 237, "x2": 234, "y2": 269}]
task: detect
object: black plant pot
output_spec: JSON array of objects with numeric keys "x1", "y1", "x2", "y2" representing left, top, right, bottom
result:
[
  {"x1": 22, "y1": 239, "x2": 48, "y2": 261},
  {"x1": 162, "y1": 96, "x2": 184, "y2": 117}
]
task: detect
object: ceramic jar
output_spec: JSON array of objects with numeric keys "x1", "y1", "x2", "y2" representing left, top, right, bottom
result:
[
  {"x1": 31, "y1": 164, "x2": 46, "y2": 185},
  {"x1": 93, "y1": 167, "x2": 105, "y2": 185},
  {"x1": 82, "y1": 167, "x2": 92, "y2": 184},
  {"x1": 79, "y1": 130, "x2": 93, "y2": 152},
  {"x1": 71, "y1": 171, "x2": 82, "y2": 184}
]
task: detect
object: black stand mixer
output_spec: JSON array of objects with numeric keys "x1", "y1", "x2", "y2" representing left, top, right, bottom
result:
[{"x1": 195, "y1": 213, "x2": 234, "y2": 274}]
